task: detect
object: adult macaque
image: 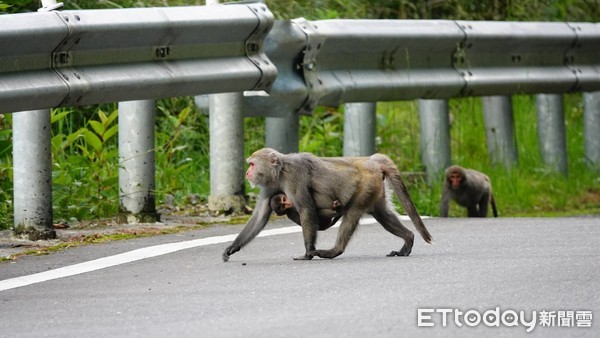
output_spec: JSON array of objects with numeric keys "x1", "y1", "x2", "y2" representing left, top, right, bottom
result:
[
  {"x1": 222, "y1": 148, "x2": 433, "y2": 262},
  {"x1": 440, "y1": 165, "x2": 498, "y2": 218},
  {"x1": 270, "y1": 193, "x2": 342, "y2": 231}
]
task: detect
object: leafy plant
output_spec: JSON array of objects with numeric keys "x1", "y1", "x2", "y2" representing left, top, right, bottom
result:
[
  {"x1": 154, "y1": 97, "x2": 210, "y2": 205},
  {"x1": 299, "y1": 108, "x2": 343, "y2": 156},
  {"x1": 0, "y1": 114, "x2": 13, "y2": 229},
  {"x1": 0, "y1": 0, "x2": 37, "y2": 13},
  {"x1": 51, "y1": 107, "x2": 120, "y2": 221}
]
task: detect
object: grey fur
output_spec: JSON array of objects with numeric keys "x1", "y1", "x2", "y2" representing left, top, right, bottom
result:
[
  {"x1": 223, "y1": 148, "x2": 433, "y2": 262},
  {"x1": 440, "y1": 165, "x2": 498, "y2": 218}
]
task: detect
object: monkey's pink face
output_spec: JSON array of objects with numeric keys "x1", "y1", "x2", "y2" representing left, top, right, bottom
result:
[
  {"x1": 271, "y1": 194, "x2": 292, "y2": 215},
  {"x1": 246, "y1": 160, "x2": 257, "y2": 185},
  {"x1": 449, "y1": 173, "x2": 462, "y2": 189},
  {"x1": 246, "y1": 157, "x2": 269, "y2": 187},
  {"x1": 245, "y1": 150, "x2": 280, "y2": 187}
]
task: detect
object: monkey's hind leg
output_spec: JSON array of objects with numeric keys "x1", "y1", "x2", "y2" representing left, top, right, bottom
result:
[
  {"x1": 467, "y1": 205, "x2": 480, "y2": 218},
  {"x1": 313, "y1": 213, "x2": 361, "y2": 259},
  {"x1": 371, "y1": 200, "x2": 415, "y2": 257}
]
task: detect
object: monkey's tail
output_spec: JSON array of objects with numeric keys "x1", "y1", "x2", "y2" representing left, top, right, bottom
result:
[
  {"x1": 491, "y1": 193, "x2": 498, "y2": 217},
  {"x1": 389, "y1": 173, "x2": 433, "y2": 244},
  {"x1": 374, "y1": 155, "x2": 433, "y2": 244}
]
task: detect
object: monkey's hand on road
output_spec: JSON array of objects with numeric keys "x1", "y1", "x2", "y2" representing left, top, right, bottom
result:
[{"x1": 222, "y1": 245, "x2": 240, "y2": 262}]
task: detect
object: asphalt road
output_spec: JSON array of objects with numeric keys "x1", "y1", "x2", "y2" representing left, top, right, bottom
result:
[{"x1": 1, "y1": 216, "x2": 599, "y2": 337}]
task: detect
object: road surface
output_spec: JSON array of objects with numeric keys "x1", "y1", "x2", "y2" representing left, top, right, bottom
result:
[{"x1": 1, "y1": 216, "x2": 599, "y2": 337}]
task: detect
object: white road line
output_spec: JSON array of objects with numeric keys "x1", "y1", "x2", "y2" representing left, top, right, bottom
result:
[
  {"x1": 0, "y1": 216, "x2": 398, "y2": 292},
  {"x1": 0, "y1": 233, "x2": 234, "y2": 292}
]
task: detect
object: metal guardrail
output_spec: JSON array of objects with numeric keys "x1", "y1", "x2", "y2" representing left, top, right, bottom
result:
[
  {"x1": 0, "y1": 3, "x2": 276, "y2": 114},
  {"x1": 2, "y1": 7, "x2": 599, "y2": 116},
  {"x1": 245, "y1": 19, "x2": 600, "y2": 117},
  {"x1": 455, "y1": 21, "x2": 600, "y2": 96},
  {"x1": 317, "y1": 20, "x2": 599, "y2": 103}
]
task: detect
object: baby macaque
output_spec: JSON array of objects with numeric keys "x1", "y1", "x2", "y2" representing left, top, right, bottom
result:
[{"x1": 270, "y1": 193, "x2": 342, "y2": 230}]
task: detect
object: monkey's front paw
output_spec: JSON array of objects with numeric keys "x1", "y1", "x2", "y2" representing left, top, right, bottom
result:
[{"x1": 222, "y1": 245, "x2": 240, "y2": 262}]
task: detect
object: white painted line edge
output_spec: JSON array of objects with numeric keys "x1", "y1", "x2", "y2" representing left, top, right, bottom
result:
[{"x1": 0, "y1": 215, "x2": 416, "y2": 292}]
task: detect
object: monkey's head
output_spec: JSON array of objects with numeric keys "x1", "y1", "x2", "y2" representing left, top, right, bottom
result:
[
  {"x1": 270, "y1": 193, "x2": 293, "y2": 216},
  {"x1": 445, "y1": 165, "x2": 465, "y2": 189},
  {"x1": 246, "y1": 148, "x2": 283, "y2": 188}
]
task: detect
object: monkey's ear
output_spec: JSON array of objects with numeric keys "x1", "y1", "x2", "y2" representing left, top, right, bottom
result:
[{"x1": 268, "y1": 152, "x2": 280, "y2": 166}]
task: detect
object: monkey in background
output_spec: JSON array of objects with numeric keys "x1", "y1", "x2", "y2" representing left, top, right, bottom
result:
[
  {"x1": 270, "y1": 193, "x2": 342, "y2": 231},
  {"x1": 440, "y1": 165, "x2": 498, "y2": 218}
]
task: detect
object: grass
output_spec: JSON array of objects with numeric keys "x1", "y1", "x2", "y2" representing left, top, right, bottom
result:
[
  {"x1": 0, "y1": 214, "x2": 256, "y2": 262},
  {"x1": 0, "y1": 224, "x2": 212, "y2": 262},
  {"x1": 372, "y1": 94, "x2": 600, "y2": 217},
  {"x1": 1, "y1": 93, "x2": 599, "y2": 231}
]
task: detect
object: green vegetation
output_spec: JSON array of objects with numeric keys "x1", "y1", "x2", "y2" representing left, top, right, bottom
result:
[
  {"x1": 376, "y1": 96, "x2": 600, "y2": 217},
  {"x1": 1, "y1": 0, "x2": 599, "y2": 229}
]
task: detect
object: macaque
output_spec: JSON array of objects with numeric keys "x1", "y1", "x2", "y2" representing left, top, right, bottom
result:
[
  {"x1": 270, "y1": 193, "x2": 342, "y2": 230},
  {"x1": 222, "y1": 148, "x2": 433, "y2": 262},
  {"x1": 440, "y1": 165, "x2": 498, "y2": 218}
]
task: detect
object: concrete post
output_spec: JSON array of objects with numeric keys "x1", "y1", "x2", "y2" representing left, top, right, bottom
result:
[
  {"x1": 418, "y1": 99, "x2": 451, "y2": 183},
  {"x1": 208, "y1": 93, "x2": 246, "y2": 213},
  {"x1": 583, "y1": 92, "x2": 600, "y2": 171},
  {"x1": 343, "y1": 102, "x2": 376, "y2": 156},
  {"x1": 10, "y1": 0, "x2": 62, "y2": 240},
  {"x1": 12, "y1": 109, "x2": 56, "y2": 240},
  {"x1": 118, "y1": 100, "x2": 159, "y2": 223},
  {"x1": 536, "y1": 94, "x2": 568, "y2": 175},
  {"x1": 206, "y1": 0, "x2": 245, "y2": 212},
  {"x1": 265, "y1": 115, "x2": 300, "y2": 154},
  {"x1": 482, "y1": 96, "x2": 519, "y2": 168}
]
